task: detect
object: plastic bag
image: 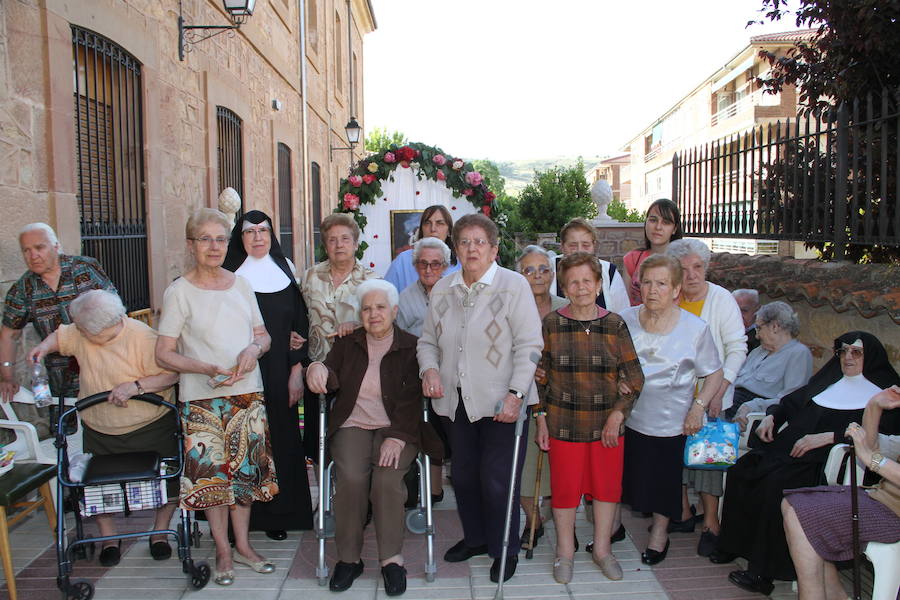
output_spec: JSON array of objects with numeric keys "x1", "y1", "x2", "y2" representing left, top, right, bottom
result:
[
  {"x1": 69, "y1": 452, "x2": 92, "y2": 482},
  {"x1": 684, "y1": 419, "x2": 739, "y2": 470}
]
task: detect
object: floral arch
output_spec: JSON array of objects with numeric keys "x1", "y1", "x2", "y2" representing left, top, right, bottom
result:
[{"x1": 335, "y1": 142, "x2": 501, "y2": 273}]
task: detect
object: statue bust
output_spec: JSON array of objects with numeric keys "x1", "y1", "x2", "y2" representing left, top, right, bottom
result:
[
  {"x1": 217, "y1": 187, "x2": 241, "y2": 226},
  {"x1": 590, "y1": 179, "x2": 614, "y2": 224}
]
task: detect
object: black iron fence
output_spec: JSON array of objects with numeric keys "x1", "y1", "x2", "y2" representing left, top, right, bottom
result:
[
  {"x1": 72, "y1": 26, "x2": 149, "y2": 311},
  {"x1": 672, "y1": 88, "x2": 900, "y2": 258}
]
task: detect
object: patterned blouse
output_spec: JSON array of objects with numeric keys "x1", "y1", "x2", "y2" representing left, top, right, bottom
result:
[
  {"x1": 2, "y1": 254, "x2": 115, "y2": 396},
  {"x1": 537, "y1": 306, "x2": 645, "y2": 443},
  {"x1": 299, "y1": 260, "x2": 378, "y2": 362}
]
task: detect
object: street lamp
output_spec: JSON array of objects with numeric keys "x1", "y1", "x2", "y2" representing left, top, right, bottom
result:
[
  {"x1": 330, "y1": 117, "x2": 362, "y2": 160},
  {"x1": 178, "y1": 0, "x2": 257, "y2": 61}
]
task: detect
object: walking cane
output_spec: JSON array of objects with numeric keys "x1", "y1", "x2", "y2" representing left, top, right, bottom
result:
[
  {"x1": 494, "y1": 396, "x2": 529, "y2": 600},
  {"x1": 846, "y1": 441, "x2": 862, "y2": 600},
  {"x1": 421, "y1": 396, "x2": 437, "y2": 582},
  {"x1": 524, "y1": 449, "x2": 544, "y2": 560},
  {"x1": 316, "y1": 393, "x2": 329, "y2": 586}
]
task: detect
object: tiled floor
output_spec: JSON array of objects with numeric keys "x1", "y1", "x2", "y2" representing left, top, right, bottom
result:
[{"x1": 1, "y1": 473, "x2": 873, "y2": 600}]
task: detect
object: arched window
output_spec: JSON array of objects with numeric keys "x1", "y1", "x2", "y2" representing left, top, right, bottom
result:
[{"x1": 217, "y1": 106, "x2": 244, "y2": 215}]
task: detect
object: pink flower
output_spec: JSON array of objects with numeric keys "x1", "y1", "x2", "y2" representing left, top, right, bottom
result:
[
  {"x1": 451, "y1": 159, "x2": 464, "y2": 170},
  {"x1": 436, "y1": 170, "x2": 447, "y2": 181},
  {"x1": 383, "y1": 152, "x2": 396, "y2": 163},
  {"x1": 348, "y1": 175, "x2": 363, "y2": 187},
  {"x1": 343, "y1": 192, "x2": 360, "y2": 210},
  {"x1": 462, "y1": 188, "x2": 474, "y2": 196},
  {"x1": 362, "y1": 174, "x2": 376, "y2": 184},
  {"x1": 432, "y1": 154, "x2": 447, "y2": 166},
  {"x1": 465, "y1": 171, "x2": 483, "y2": 186}
]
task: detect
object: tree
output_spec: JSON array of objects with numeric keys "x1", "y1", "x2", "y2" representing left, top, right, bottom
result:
[
  {"x1": 364, "y1": 127, "x2": 407, "y2": 153},
  {"x1": 516, "y1": 159, "x2": 597, "y2": 234},
  {"x1": 607, "y1": 198, "x2": 644, "y2": 223},
  {"x1": 753, "y1": 0, "x2": 900, "y2": 262}
]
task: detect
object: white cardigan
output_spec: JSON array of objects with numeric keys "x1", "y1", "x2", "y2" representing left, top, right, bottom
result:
[{"x1": 698, "y1": 282, "x2": 748, "y2": 410}]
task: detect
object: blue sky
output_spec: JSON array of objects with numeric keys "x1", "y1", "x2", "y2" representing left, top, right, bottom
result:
[{"x1": 363, "y1": 0, "x2": 804, "y2": 161}]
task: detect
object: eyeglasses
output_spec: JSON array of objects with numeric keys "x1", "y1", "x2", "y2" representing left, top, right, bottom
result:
[
  {"x1": 242, "y1": 227, "x2": 270, "y2": 237},
  {"x1": 836, "y1": 346, "x2": 864, "y2": 358},
  {"x1": 522, "y1": 265, "x2": 551, "y2": 277},
  {"x1": 415, "y1": 260, "x2": 445, "y2": 271},
  {"x1": 189, "y1": 236, "x2": 229, "y2": 246},
  {"x1": 458, "y1": 238, "x2": 489, "y2": 248}
]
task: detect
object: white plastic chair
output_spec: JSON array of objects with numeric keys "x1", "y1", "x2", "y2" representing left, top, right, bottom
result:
[{"x1": 824, "y1": 443, "x2": 900, "y2": 600}]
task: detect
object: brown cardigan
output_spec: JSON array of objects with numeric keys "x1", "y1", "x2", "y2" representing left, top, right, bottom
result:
[{"x1": 321, "y1": 325, "x2": 444, "y2": 460}]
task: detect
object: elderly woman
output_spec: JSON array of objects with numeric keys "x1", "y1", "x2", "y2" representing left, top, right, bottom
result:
[
  {"x1": 726, "y1": 301, "x2": 813, "y2": 425},
  {"x1": 156, "y1": 208, "x2": 278, "y2": 586},
  {"x1": 300, "y1": 213, "x2": 377, "y2": 459},
  {"x1": 418, "y1": 213, "x2": 543, "y2": 583},
  {"x1": 385, "y1": 205, "x2": 460, "y2": 293},
  {"x1": 555, "y1": 218, "x2": 630, "y2": 313},
  {"x1": 306, "y1": 279, "x2": 441, "y2": 596},
  {"x1": 223, "y1": 210, "x2": 313, "y2": 540},
  {"x1": 396, "y1": 236, "x2": 452, "y2": 504},
  {"x1": 712, "y1": 331, "x2": 900, "y2": 595},
  {"x1": 665, "y1": 238, "x2": 747, "y2": 556},
  {"x1": 396, "y1": 237, "x2": 451, "y2": 337},
  {"x1": 534, "y1": 253, "x2": 644, "y2": 583},
  {"x1": 515, "y1": 245, "x2": 568, "y2": 548},
  {"x1": 783, "y1": 387, "x2": 900, "y2": 600},
  {"x1": 28, "y1": 289, "x2": 178, "y2": 567},
  {"x1": 781, "y1": 387, "x2": 900, "y2": 600},
  {"x1": 622, "y1": 198, "x2": 683, "y2": 305},
  {"x1": 620, "y1": 254, "x2": 723, "y2": 565}
]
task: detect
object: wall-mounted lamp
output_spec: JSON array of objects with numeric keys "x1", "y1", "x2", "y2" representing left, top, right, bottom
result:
[
  {"x1": 178, "y1": 0, "x2": 257, "y2": 61},
  {"x1": 330, "y1": 117, "x2": 362, "y2": 161}
]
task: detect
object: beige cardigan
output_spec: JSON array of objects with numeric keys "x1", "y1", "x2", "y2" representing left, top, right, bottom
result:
[{"x1": 417, "y1": 264, "x2": 543, "y2": 422}]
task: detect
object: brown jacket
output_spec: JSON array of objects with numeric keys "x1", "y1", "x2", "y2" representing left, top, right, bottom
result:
[{"x1": 322, "y1": 326, "x2": 444, "y2": 460}]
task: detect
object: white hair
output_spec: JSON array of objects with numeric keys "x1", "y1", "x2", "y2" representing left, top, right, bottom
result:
[
  {"x1": 666, "y1": 238, "x2": 711, "y2": 268},
  {"x1": 19, "y1": 222, "x2": 61, "y2": 251},
  {"x1": 756, "y1": 301, "x2": 801, "y2": 337},
  {"x1": 68, "y1": 290, "x2": 126, "y2": 336},
  {"x1": 733, "y1": 288, "x2": 760, "y2": 306},
  {"x1": 356, "y1": 279, "x2": 399, "y2": 311},
  {"x1": 412, "y1": 237, "x2": 451, "y2": 265},
  {"x1": 516, "y1": 245, "x2": 554, "y2": 271}
]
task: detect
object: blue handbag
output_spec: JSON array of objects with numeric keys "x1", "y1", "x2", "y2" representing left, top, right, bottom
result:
[{"x1": 684, "y1": 418, "x2": 740, "y2": 470}]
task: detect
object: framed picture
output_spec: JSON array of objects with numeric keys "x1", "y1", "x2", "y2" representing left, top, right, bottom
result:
[{"x1": 390, "y1": 209, "x2": 423, "y2": 259}]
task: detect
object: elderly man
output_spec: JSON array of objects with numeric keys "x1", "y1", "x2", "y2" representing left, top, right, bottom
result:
[
  {"x1": 1, "y1": 223, "x2": 116, "y2": 405},
  {"x1": 733, "y1": 289, "x2": 761, "y2": 352}
]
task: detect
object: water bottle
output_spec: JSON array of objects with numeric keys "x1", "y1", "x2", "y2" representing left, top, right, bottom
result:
[{"x1": 31, "y1": 360, "x2": 53, "y2": 408}]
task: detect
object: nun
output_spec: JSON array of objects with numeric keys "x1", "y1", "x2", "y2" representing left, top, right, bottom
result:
[
  {"x1": 224, "y1": 210, "x2": 313, "y2": 538},
  {"x1": 712, "y1": 331, "x2": 900, "y2": 595}
]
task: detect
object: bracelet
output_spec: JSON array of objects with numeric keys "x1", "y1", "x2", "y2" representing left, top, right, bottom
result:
[
  {"x1": 870, "y1": 452, "x2": 886, "y2": 473},
  {"x1": 532, "y1": 410, "x2": 547, "y2": 418},
  {"x1": 693, "y1": 398, "x2": 707, "y2": 409}
]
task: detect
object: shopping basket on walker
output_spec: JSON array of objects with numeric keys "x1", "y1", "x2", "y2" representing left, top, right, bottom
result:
[{"x1": 54, "y1": 391, "x2": 210, "y2": 600}]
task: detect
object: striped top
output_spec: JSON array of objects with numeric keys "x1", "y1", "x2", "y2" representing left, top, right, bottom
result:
[{"x1": 537, "y1": 306, "x2": 644, "y2": 442}]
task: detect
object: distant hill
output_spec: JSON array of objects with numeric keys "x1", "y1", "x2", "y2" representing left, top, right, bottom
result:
[{"x1": 465, "y1": 155, "x2": 605, "y2": 195}]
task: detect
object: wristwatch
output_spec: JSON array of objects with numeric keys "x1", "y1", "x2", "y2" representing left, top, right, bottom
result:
[
  {"x1": 508, "y1": 389, "x2": 524, "y2": 400},
  {"x1": 870, "y1": 452, "x2": 887, "y2": 473}
]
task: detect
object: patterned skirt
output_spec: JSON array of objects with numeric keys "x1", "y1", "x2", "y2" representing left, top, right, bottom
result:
[{"x1": 180, "y1": 392, "x2": 279, "y2": 510}]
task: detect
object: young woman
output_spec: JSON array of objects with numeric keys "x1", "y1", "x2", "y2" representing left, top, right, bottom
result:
[{"x1": 623, "y1": 198, "x2": 683, "y2": 305}]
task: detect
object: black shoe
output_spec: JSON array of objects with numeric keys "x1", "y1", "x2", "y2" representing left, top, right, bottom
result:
[
  {"x1": 489, "y1": 556, "x2": 518, "y2": 583},
  {"x1": 666, "y1": 516, "x2": 696, "y2": 533},
  {"x1": 697, "y1": 529, "x2": 718, "y2": 557},
  {"x1": 520, "y1": 524, "x2": 544, "y2": 546},
  {"x1": 329, "y1": 560, "x2": 364, "y2": 592},
  {"x1": 641, "y1": 539, "x2": 670, "y2": 566},
  {"x1": 444, "y1": 540, "x2": 489, "y2": 562},
  {"x1": 381, "y1": 563, "x2": 407, "y2": 596},
  {"x1": 99, "y1": 541, "x2": 122, "y2": 567},
  {"x1": 431, "y1": 490, "x2": 444, "y2": 505},
  {"x1": 149, "y1": 539, "x2": 172, "y2": 561},
  {"x1": 709, "y1": 549, "x2": 739, "y2": 564},
  {"x1": 728, "y1": 569, "x2": 774, "y2": 595},
  {"x1": 265, "y1": 529, "x2": 287, "y2": 541}
]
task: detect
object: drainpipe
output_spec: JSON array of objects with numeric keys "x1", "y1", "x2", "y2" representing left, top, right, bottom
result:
[
  {"x1": 299, "y1": 0, "x2": 312, "y2": 267},
  {"x1": 346, "y1": 0, "x2": 356, "y2": 168}
]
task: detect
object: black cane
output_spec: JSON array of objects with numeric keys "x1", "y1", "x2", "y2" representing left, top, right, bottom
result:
[{"x1": 846, "y1": 441, "x2": 862, "y2": 600}]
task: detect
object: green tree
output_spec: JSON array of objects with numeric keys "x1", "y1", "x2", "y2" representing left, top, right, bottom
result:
[
  {"x1": 516, "y1": 159, "x2": 596, "y2": 234},
  {"x1": 471, "y1": 159, "x2": 507, "y2": 195},
  {"x1": 607, "y1": 198, "x2": 644, "y2": 223},
  {"x1": 364, "y1": 127, "x2": 407, "y2": 153}
]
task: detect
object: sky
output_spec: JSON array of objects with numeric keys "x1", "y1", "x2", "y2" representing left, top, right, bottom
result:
[{"x1": 362, "y1": 0, "x2": 805, "y2": 162}]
